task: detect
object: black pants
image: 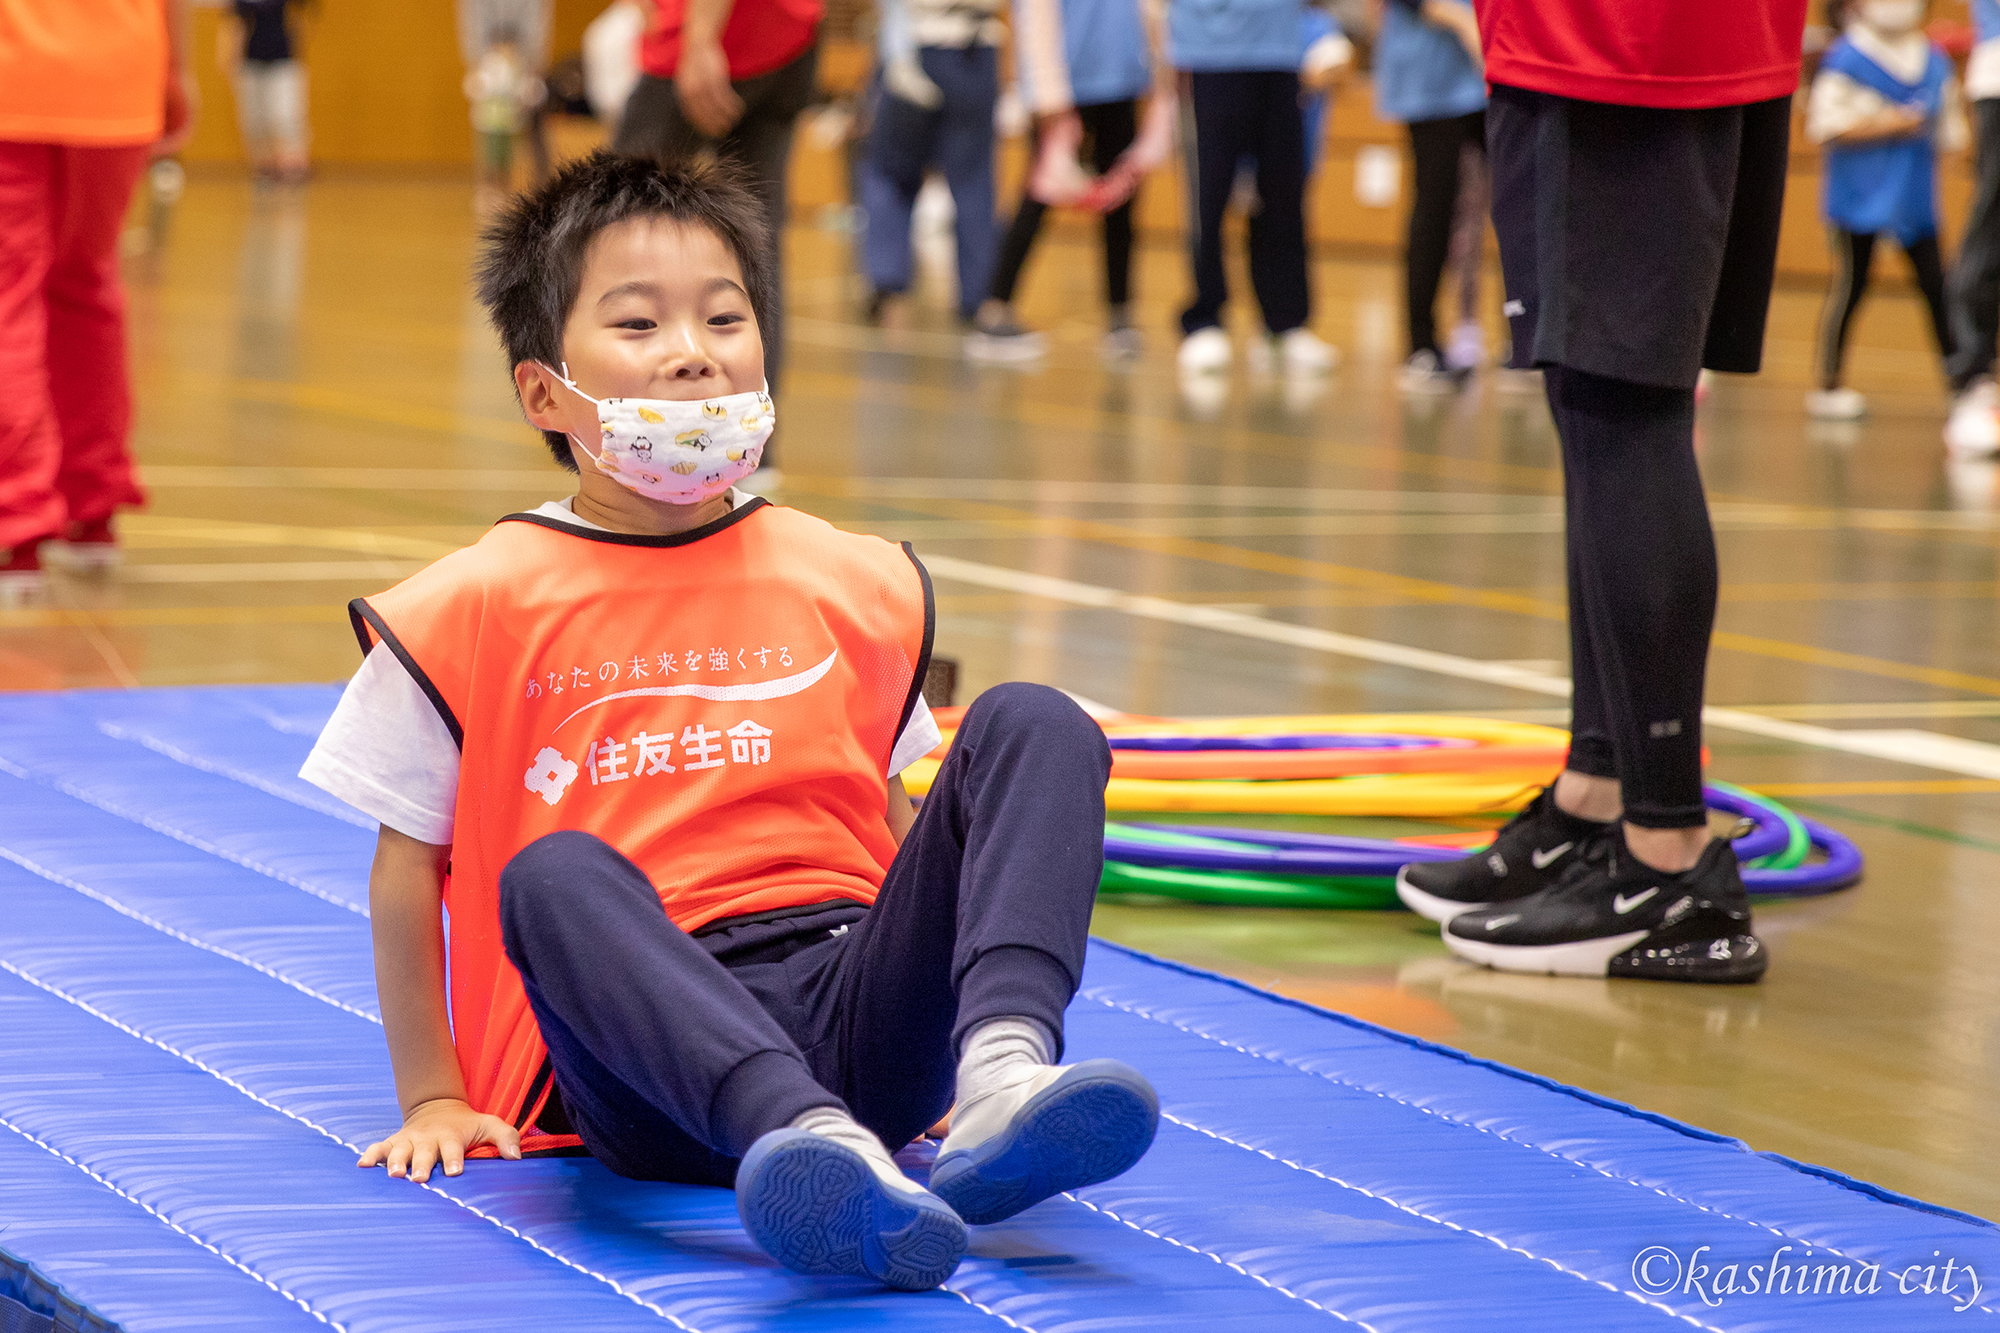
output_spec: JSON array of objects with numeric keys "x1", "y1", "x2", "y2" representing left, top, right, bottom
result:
[
  {"x1": 498, "y1": 683, "x2": 1111, "y2": 1187},
  {"x1": 1948, "y1": 99, "x2": 2000, "y2": 390},
  {"x1": 990, "y1": 99, "x2": 1139, "y2": 308},
  {"x1": 614, "y1": 46, "x2": 818, "y2": 464},
  {"x1": 1180, "y1": 70, "x2": 1310, "y2": 336},
  {"x1": 1817, "y1": 228, "x2": 1952, "y2": 391},
  {"x1": 1549, "y1": 367, "x2": 1714, "y2": 829},
  {"x1": 1405, "y1": 111, "x2": 1485, "y2": 358}
]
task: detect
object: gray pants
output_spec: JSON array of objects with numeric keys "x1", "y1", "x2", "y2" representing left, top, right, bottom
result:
[
  {"x1": 614, "y1": 45, "x2": 818, "y2": 465},
  {"x1": 1948, "y1": 98, "x2": 2000, "y2": 390}
]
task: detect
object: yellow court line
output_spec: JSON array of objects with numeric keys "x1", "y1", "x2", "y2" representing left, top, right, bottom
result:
[{"x1": 1744, "y1": 780, "x2": 2000, "y2": 796}]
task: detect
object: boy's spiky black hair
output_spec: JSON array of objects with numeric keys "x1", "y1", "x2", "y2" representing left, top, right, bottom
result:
[{"x1": 474, "y1": 150, "x2": 773, "y2": 470}]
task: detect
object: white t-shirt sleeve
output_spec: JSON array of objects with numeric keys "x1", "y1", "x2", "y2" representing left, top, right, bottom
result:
[
  {"x1": 889, "y1": 696, "x2": 943, "y2": 778},
  {"x1": 299, "y1": 644, "x2": 461, "y2": 845},
  {"x1": 1806, "y1": 69, "x2": 1885, "y2": 146}
]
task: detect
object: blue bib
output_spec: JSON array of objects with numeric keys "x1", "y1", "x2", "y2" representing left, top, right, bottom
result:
[{"x1": 1818, "y1": 36, "x2": 1951, "y2": 244}]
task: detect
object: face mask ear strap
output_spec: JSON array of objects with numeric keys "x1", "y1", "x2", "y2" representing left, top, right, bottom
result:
[{"x1": 540, "y1": 361, "x2": 602, "y2": 405}]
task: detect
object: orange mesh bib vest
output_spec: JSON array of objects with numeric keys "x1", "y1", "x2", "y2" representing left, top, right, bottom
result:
[{"x1": 352, "y1": 500, "x2": 933, "y2": 1151}]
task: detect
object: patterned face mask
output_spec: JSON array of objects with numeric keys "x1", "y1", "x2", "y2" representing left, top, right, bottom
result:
[{"x1": 543, "y1": 363, "x2": 774, "y2": 504}]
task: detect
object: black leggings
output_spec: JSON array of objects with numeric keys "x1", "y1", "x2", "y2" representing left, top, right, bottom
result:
[
  {"x1": 1548, "y1": 366, "x2": 1715, "y2": 829},
  {"x1": 989, "y1": 99, "x2": 1139, "y2": 307},
  {"x1": 1405, "y1": 111, "x2": 1485, "y2": 357},
  {"x1": 1815, "y1": 227, "x2": 1952, "y2": 390}
]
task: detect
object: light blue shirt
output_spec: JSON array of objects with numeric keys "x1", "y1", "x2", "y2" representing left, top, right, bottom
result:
[
  {"x1": 1169, "y1": 0, "x2": 1303, "y2": 74},
  {"x1": 1372, "y1": 0, "x2": 1486, "y2": 125}
]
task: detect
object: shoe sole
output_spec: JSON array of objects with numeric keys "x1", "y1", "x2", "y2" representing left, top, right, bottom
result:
[
  {"x1": 930, "y1": 1060, "x2": 1159, "y2": 1226},
  {"x1": 1446, "y1": 925, "x2": 1769, "y2": 984},
  {"x1": 736, "y1": 1130, "x2": 967, "y2": 1290},
  {"x1": 1393, "y1": 866, "x2": 1490, "y2": 923},
  {"x1": 1443, "y1": 928, "x2": 1649, "y2": 977}
]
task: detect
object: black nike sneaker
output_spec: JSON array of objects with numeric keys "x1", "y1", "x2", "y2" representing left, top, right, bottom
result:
[
  {"x1": 1395, "y1": 787, "x2": 1609, "y2": 923},
  {"x1": 1443, "y1": 829, "x2": 1767, "y2": 983}
]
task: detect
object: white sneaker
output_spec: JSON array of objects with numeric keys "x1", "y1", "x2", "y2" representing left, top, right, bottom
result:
[
  {"x1": 1256, "y1": 327, "x2": 1338, "y2": 374},
  {"x1": 1398, "y1": 349, "x2": 1466, "y2": 395},
  {"x1": 1444, "y1": 320, "x2": 1486, "y2": 372},
  {"x1": 1805, "y1": 388, "x2": 1867, "y2": 421},
  {"x1": 1100, "y1": 325, "x2": 1145, "y2": 362},
  {"x1": 964, "y1": 323, "x2": 1047, "y2": 365},
  {"x1": 930, "y1": 1059, "x2": 1158, "y2": 1225},
  {"x1": 1945, "y1": 378, "x2": 2000, "y2": 458},
  {"x1": 1177, "y1": 326, "x2": 1232, "y2": 374}
]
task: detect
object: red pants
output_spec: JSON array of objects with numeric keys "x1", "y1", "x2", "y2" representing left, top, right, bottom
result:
[{"x1": 0, "y1": 142, "x2": 151, "y2": 551}]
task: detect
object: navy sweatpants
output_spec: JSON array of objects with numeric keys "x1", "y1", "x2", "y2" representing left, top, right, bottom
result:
[
  {"x1": 498, "y1": 683, "x2": 1111, "y2": 1187},
  {"x1": 1180, "y1": 69, "x2": 1311, "y2": 337}
]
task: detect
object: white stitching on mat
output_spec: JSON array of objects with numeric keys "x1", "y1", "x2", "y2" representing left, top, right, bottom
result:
[
  {"x1": 0, "y1": 959, "x2": 704, "y2": 1333},
  {"x1": 1081, "y1": 989, "x2": 1892, "y2": 1271},
  {"x1": 0, "y1": 751, "x2": 369, "y2": 917},
  {"x1": 1154, "y1": 1112, "x2": 1723, "y2": 1333},
  {"x1": 0, "y1": 846, "x2": 381, "y2": 1025},
  {"x1": 96, "y1": 722, "x2": 376, "y2": 830},
  {"x1": 941, "y1": 1284, "x2": 1043, "y2": 1330},
  {"x1": 0, "y1": 1111, "x2": 350, "y2": 1331},
  {"x1": 1058, "y1": 1192, "x2": 1383, "y2": 1329}
]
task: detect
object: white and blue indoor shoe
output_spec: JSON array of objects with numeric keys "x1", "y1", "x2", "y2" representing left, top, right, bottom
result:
[
  {"x1": 735, "y1": 1128, "x2": 968, "y2": 1290},
  {"x1": 929, "y1": 1058, "x2": 1160, "y2": 1226}
]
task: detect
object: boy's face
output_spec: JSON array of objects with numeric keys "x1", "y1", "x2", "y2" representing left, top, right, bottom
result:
[{"x1": 517, "y1": 216, "x2": 765, "y2": 454}]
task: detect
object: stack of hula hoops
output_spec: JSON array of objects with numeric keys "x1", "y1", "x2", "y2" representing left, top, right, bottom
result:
[{"x1": 905, "y1": 710, "x2": 1863, "y2": 910}]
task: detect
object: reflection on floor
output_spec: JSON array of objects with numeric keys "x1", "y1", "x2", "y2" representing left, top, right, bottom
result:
[{"x1": 7, "y1": 173, "x2": 1998, "y2": 1220}]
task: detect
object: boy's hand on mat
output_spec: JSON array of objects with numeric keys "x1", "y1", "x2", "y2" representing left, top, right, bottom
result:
[{"x1": 358, "y1": 1098, "x2": 521, "y2": 1183}]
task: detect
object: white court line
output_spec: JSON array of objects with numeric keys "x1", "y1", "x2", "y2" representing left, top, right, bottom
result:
[{"x1": 920, "y1": 554, "x2": 2000, "y2": 782}]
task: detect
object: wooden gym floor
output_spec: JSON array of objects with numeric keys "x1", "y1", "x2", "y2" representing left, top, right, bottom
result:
[{"x1": 8, "y1": 173, "x2": 1999, "y2": 1220}]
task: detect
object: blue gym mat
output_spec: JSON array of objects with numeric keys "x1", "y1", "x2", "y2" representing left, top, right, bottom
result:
[{"x1": 2, "y1": 685, "x2": 1995, "y2": 1332}]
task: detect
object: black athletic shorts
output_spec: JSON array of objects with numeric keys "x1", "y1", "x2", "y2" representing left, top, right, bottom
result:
[{"x1": 1487, "y1": 83, "x2": 1792, "y2": 389}]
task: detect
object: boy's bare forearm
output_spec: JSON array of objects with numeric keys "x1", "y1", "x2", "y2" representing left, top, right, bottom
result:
[{"x1": 369, "y1": 827, "x2": 467, "y2": 1117}]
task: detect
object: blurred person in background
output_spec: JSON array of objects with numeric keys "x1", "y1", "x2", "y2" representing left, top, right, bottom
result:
[
  {"x1": 583, "y1": 0, "x2": 648, "y2": 134},
  {"x1": 856, "y1": 0, "x2": 1006, "y2": 334},
  {"x1": 964, "y1": 0, "x2": 1160, "y2": 363},
  {"x1": 614, "y1": 0, "x2": 823, "y2": 485},
  {"x1": 1373, "y1": 0, "x2": 1488, "y2": 392},
  {"x1": 1946, "y1": 0, "x2": 2000, "y2": 456},
  {"x1": 1804, "y1": 0, "x2": 1962, "y2": 422},
  {"x1": 1170, "y1": 0, "x2": 1339, "y2": 378},
  {"x1": 460, "y1": 0, "x2": 552, "y2": 206},
  {"x1": 0, "y1": 0, "x2": 195, "y2": 603},
  {"x1": 220, "y1": 0, "x2": 311, "y2": 184}
]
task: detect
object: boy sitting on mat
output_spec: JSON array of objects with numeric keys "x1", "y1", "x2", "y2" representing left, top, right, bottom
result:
[{"x1": 297, "y1": 150, "x2": 1157, "y2": 1290}]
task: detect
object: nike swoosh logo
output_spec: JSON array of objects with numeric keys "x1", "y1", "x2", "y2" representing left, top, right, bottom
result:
[
  {"x1": 1483, "y1": 915, "x2": 1520, "y2": 931},
  {"x1": 1530, "y1": 842, "x2": 1573, "y2": 870},
  {"x1": 1613, "y1": 888, "x2": 1659, "y2": 915}
]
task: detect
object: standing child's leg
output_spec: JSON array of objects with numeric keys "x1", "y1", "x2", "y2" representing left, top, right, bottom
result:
[
  {"x1": 1244, "y1": 70, "x2": 1310, "y2": 338},
  {"x1": 1085, "y1": 100, "x2": 1140, "y2": 322},
  {"x1": 1179, "y1": 71, "x2": 1248, "y2": 359},
  {"x1": 1814, "y1": 228, "x2": 1875, "y2": 393},
  {"x1": 1903, "y1": 232, "x2": 1955, "y2": 364},
  {"x1": 499, "y1": 832, "x2": 967, "y2": 1289},
  {"x1": 861, "y1": 73, "x2": 945, "y2": 307},
  {"x1": 1404, "y1": 114, "x2": 1466, "y2": 364},
  {"x1": 985, "y1": 120, "x2": 1052, "y2": 311},
  {"x1": 816, "y1": 683, "x2": 1157, "y2": 1225},
  {"x1": 934, "y1": 45, "x2": 1001, "y2": 323}
]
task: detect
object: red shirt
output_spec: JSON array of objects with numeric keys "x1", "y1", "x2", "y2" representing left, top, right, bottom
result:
[
  {"x1": 1474, "y1": 0, "x2": 1809, "y2": 108},
  {"x1": 640, "y1": 0, "x2": 822, "y2": 81}
]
